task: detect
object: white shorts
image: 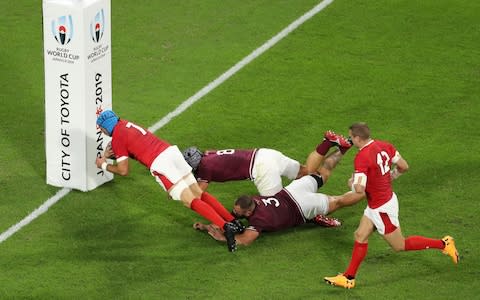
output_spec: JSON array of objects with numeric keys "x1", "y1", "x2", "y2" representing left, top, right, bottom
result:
[
  {"x1": 150, "y1": 145, "x2": 193, "y2": 200},
  {"x1": 284, "y1": 175, "x2": 329, "y2": 219},
  {"x1": 168, "y1": 173, "x2": 197, "y2": 201},
  {"x1": 363, "y1": 193, "x2": 400, "y2": 235},
  {"x1": 251, "y1": 148, "x2": 300, "y2": 196}
]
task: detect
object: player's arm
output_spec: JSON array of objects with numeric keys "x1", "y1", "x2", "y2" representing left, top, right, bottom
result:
[
  {"x1": 95, "y1": 156, "x2": 129, "y2": 176},
  {"x1": 206, "y1": 225, "x2": 260, "y2": 246},
  {"x1": 234, "y1": 229, "x2": 260, "y2": 246},
  {"x1": 391, "y1": 152, "x2": 409, "y2": 180},
  {"x1": 334, "y1": 190, "x2": 365, "y2": 208},
  {"x1": 193, "y1": 222, "x2": 209, "y2": 231},
  {"x1": 334, "y1": 172, "x2": 366, "y2": 207}
]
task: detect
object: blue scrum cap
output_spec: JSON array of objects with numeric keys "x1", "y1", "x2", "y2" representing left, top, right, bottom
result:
[{"x1": 96, "y1": 110, "x2": 119, "y2": 136}]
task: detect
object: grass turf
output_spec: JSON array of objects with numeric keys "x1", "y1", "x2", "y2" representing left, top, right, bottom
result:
[{"x1": 0, "y1": 0, "x2": 478, "y2": 298}]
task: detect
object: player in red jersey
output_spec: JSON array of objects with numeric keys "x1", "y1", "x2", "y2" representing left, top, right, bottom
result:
[
  {"x1": 324, "y1": 122, "x2": 459, "y2": 289},
  {"x1": 95, "y1": 110, "x2": 243, "y2": 252},
  {"x1": 183, "y1": 130, "x2": 353, "y2": 196},
  {"x1": 193, "y1": 147, "x2": 350, "y2": 246}
]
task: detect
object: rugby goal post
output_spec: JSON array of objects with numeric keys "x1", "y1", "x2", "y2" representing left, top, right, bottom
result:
[{"x1": 43, "y1": 0, "x2": 113, "y2": 191}]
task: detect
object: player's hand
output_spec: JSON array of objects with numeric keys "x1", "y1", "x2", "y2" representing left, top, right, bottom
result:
[
  {"x1": 207, "y1": 225, "x2": 226, "y2": 242},
  {"x1": 104, "y1": 141, "x2": 115, "y2": 159},
  {"x1": 347, "y1": 176, "x2": 353, "y2": 188},
  {"x1": 95, "y1": 156, "x2": 106, "y2": 168},
  {"x1": 193, "y1": 222, "x2": 208, "y2": 231}
]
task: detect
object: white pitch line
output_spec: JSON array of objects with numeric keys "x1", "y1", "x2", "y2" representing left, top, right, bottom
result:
[
  {"x1": 149, "y1": 0, "x2": 334, "y2": 133},
  {"x1": 0, "y1": 187, "x2": 71, "y2": 243},
  {"x1": 0, "y1": 0, "x2": 334, "y2": 244}
]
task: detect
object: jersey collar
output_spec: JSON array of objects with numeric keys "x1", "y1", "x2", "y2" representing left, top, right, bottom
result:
[{"x1": 359, "y1": 139, "x2": 374, "y2": 151}]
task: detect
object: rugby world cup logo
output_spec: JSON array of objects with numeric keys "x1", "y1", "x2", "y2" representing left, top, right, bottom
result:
[
  {"x1": 90, "y1": 9, "x2": 105, "y2": 43},
  {"x1": 51, "y1": 15, "x2": 73, "y2": 45}
]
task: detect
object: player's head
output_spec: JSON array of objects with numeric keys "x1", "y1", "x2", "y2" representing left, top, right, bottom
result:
[
  {"x1": 97, "y1": 110, "x2": 119, "y2": 136},
  {"x1": 182, "y1": 146, "x2": 203, "y2": 171},
  {"x1": 232, "y1": 195, "x2": 256, "y2": 219},
  {"x1": 348, "y1": 122, "x2": 370, "y2": 146}
]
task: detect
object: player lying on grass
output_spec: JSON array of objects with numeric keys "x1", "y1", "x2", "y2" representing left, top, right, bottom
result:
[
  {"x1": 95, "y1": 110, "x2": 243, "y2": 252},
  {"x1": 183, "y1": 130, "x2": 353, "y2": 196},
  {"x1": 194, "y1": 142, "x2": 352, "y2": 247},
  {"x1": 323, "y1": 122, "x2": 459, "y2": 289}
]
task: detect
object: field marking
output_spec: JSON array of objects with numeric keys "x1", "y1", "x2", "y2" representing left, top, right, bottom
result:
[
  {"x1": 149, "y1": 0, "x2": 334, "y2": 133},
  {"x1": 0, "y1": 0, "x2": 334, "y2": 244},
  {"x1": 0, "y1": 188, "x2": 71, "y2": 243}
]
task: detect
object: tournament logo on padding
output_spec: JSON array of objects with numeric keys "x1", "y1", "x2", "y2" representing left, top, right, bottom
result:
[
  {"x1": 51, "y1": 15, "x2": 73, "y2": 45},
  {"x1": 90, "y1": 9, "x2": 105, "y2": 43}
]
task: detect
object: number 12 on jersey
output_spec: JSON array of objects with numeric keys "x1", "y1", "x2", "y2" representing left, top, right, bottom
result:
[{"x1": 376, "y1": 151, "x2": 391, "y2": 175}]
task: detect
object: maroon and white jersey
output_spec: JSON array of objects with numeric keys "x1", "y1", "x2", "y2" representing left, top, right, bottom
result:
[
  {"x1": 247, "y1": 190, "x2": 305, "y2": 233},
  {"x1": 196, "y1": 149, "x2": 257, "y2": 183},
  {"x1": 111, "y1": 120, "x2": 170, "y2": 168},
  {"x1": 353, "y1": 139, "x2": 400, "y2": 209}
]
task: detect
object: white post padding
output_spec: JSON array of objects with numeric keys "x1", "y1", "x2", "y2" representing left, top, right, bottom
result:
[{"x1": 43, "y1": 0, "x2": 113, "y2": 191}]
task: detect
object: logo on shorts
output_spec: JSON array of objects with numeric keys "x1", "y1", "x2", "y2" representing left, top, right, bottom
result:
[
  {"x1": 90, "y1": 9, "x2": 105, "y2": 43},
  {"x1": 51, "y1": 15, "x2": 73, "y2": 45}
]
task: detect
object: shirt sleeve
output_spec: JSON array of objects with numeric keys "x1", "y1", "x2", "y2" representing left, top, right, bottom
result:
[
  {"x1": 112, "y1": 134, "x2": 129, "y2": 159},
  {"x1": 353, "y1": 154, "x2": 369, "y2": 187},
  {"x1": 391, "y1": 150, "x2": 401, "y2": 164},
  {"x1": 354, "y1": 153, "x2": 369, "y2": 175}
]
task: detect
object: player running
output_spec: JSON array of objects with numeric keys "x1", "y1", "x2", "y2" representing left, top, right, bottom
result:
[{"x1": 324, "y1": 122, "x2": 459, "y2": 289}]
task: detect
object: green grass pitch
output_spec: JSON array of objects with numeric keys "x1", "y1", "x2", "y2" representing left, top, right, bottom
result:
[{"x1": 0, "y1": 0, "x2": 479, "y2": 298}]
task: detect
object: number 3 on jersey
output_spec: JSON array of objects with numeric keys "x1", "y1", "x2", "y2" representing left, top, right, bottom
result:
[
  {"x1": 261, "y1": 197, "x2": 280, "y2": 208},
  {"x1": 376, "y1": 151, "x2": 391, "y2": 175}
]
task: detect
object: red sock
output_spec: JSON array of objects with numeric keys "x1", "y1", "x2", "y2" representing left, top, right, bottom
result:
[
  {"x1": 316, "y1": 140, "x2": 333, "y2": 156},
  {"x1": 201, "y1": 192, "x2": 234, "y2": 222},
  {"x1": 404, "y1": 236, "x2": 444, "y2": 251},
  {"x1": 190, "y1": 198, "x2": 227, "y2": 228},
  {"x1": 344, "y1": 241, "x2": 368, "y2": 279}
]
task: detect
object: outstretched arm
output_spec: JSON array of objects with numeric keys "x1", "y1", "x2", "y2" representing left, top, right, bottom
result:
[
  {"x1": 328, "y1": 175, "x2": 366, "y2": 213},
  {"x1": 335, "y1": 190, "x2": 365, "y2": 207},
  {"x1": 195, "y1": 223, "x2": 260, "y2": 246},
  {"x1": 233, "y1": 230, "x2": 260, "y2": 246}
]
